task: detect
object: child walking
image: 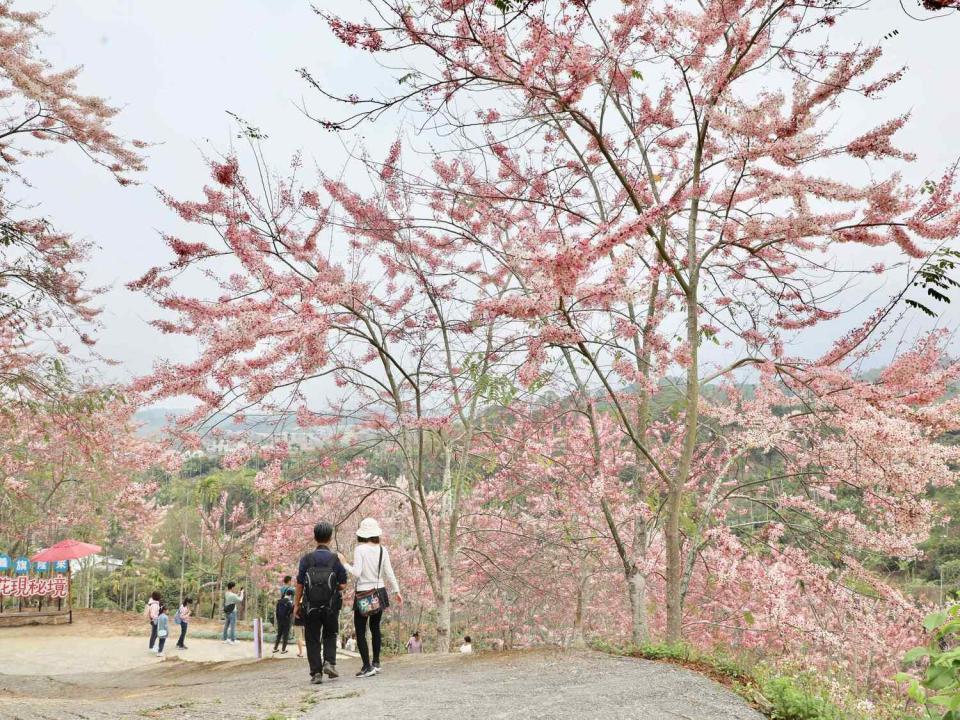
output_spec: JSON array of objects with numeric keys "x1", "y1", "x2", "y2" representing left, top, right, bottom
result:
[
  {"x1": 156, "y1": 605, "x2": 170, "y2": 658},
  {"x1": 273, "y1": 588, "x2": 294, "y2": 654}
]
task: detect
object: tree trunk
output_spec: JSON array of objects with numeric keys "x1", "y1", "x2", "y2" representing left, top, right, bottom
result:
[
  {"x1": 435, "y1": 562, "x2": 452, "y2": 653},
  {"x1": 664, "y1": 483, "x2": 683, "y2": 642},
  {"x1": 628, "y1": 568, "x2": 648, "y2": 646},
  {"x1": 571, "y1": 563, "x2": 589, "y2": 649}
]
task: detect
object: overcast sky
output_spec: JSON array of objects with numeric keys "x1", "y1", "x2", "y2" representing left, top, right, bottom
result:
[{"x1": 15, "y1": 1, "x2": 960, "y2": 406}]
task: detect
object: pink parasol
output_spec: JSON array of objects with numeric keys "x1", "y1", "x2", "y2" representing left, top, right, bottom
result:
[{"x1": 31, "y1": 539, "x2": 102, "y2": 563}]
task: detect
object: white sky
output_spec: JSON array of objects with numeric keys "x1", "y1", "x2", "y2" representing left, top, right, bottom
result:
[{"x1": 15, "y1": 1, "x2": 960, "y2": 406}]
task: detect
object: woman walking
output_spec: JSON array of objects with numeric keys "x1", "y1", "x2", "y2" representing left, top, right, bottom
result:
[
  {"x1": 175, "y1": 597, "x2": 192, "y2": 649},
  {"x1": 340, "y1": 518, "x2": 402, "y2": 678},
  {"x1": 145, "y1": 591, "x2": 161, "y2": 652}
]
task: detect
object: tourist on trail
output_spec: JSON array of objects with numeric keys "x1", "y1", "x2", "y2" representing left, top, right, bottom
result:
[
  {"x1": 175, "y1": 597, "x2": 193, "y2": 649},
  {"x1": 273, "y1": 587, "x2": 294, "y2": 654},
  {"x1": 222, "y1": 581, "x2": 244, "y2": 644},
  {"x1": 460, "y1": 636, "x2": 473, "y2": 654},
  {"x1": 295, "y1": 521, "x2": 347, "y2": 685},
  {"x1": 406, "y1": 631, "x2": 423, "y2": 654},
  {"x1": 339, "y1": 517, "x2": 402, "y2": 678},
  {"x1": 280, "y1": 574, "x2": 293, "y2": 598},
  {"x1": 145, "y1": 591, "x2": 161, "y2": 652},
  {"x1": 294, "y1": 611, "x2": 305, "y2": 658},
  {"x1": 156, "y1": 604, "x2": 170, "y2": 658},
  {"x1": 345, "y1": 633, "x2": 357, "y2": 653}
]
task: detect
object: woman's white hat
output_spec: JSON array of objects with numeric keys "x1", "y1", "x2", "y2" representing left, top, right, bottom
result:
[{"x1": 357, "y1": 517, "x2": 383, "y2": 539}]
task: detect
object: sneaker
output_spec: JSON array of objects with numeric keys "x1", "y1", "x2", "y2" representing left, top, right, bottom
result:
[
  {"x1": 310, "y1": 673, "x2": 323, "y2": 685},
  {"x1": 280, "y1": 649, "x2": 288, "y2": 654},
  {"x1": 372, "y1": 662, "x2": 381, "y2": 674},
  {"x1": 272, "y1": 647, "x2": 279, "y2": 653},
  {"x1": 356, "y1": 666, "x2": 376, "y2": 678},
  {"x1": 322, "y1": 661, "x2": 339, "y2": 679},
  {"x1": 149, "y1": 647, "x2": 157, "y2": 653},
  {"x1": 157, "y1": 652, "x2": 165, "y2": 658},
  {"x1": 180, "y1": 645, "x2": 188, "y2": 650},
  {"x1": 223, "y1": 639, "x2": 230, "y2": 644}
]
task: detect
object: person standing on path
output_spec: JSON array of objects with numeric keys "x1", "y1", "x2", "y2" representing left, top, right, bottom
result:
[
  {"x1": 406, "y1": 631, "x2": 423, "y2": 654},
  {"x1": 294, "y1": 610, "x2": 305, "y2": 657},
  {"x1": 339, "y1": 518, "x2": 403, "y2": 678},
  {"x1": 222, "y1": 581, "x2": 244, "y2": 644},
  {"x1": 273, "y1": 587, "x2": 294, "y2": 654},
  {"x1": 156, "y1": 604, "x2": 170, "y2": 658},
  {"x1": 279, "y1": 574, "x2": 293, "y2": 599},
  {"x1": 295, "y1": 521, "x2": 347, "y2": 685},
  {"x1": 175, "y1": 597, "x2": 192, "y2": 649},
  {"x1": 145, "y1": 591, "x2": 161, "y2": 652}
]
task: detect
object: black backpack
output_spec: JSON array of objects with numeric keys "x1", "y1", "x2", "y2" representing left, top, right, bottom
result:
[
  {"x1": 275, "y1": 596, "x2": 292, "y2": 623},
  {"x1": 302, "y1": 553, "x2": 338, "y2": 618}
]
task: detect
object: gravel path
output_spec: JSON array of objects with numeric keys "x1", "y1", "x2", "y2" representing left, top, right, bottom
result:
[{"x1": 0, "y1": 647, "x2": 765, "y2": 720}]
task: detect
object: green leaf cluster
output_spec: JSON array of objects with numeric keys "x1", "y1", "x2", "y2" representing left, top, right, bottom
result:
[{"x1": 896, "y1": 606, "x2": 960, "y2": 718}]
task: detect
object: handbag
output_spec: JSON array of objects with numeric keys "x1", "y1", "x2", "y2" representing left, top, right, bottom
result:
[{"x1": 354, "y1": 547, "x2": 386, "y2": 618}]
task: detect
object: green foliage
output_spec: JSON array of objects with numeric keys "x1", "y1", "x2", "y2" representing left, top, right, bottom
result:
[
  {"x1": 462, "y1": 352, "x2": 518, "y2": 407},
  {"x1": 906, "y1": 248, "x2": 960, "y2": 318},
  {"x1": 897, "y1": 606, "x2": 960, "y2": 719},
  {"x1": 592, "y1": 640, "x2": 873, "y2": 720},
  {"x1": 757, "y1": 675, "x2": 844, "y2": 720}
]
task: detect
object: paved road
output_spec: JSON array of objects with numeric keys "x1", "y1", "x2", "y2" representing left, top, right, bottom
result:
[
  {"x1": 305, "y1": 649, "x2": 765, "y2": 720},
  {"x1": 0, "y1": 645, "x2": 764, "y2": 720}
]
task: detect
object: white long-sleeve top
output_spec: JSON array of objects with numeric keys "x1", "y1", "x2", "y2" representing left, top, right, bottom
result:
[{"x1": 343, "y1": 543, "x2": 400, "y2": 593}]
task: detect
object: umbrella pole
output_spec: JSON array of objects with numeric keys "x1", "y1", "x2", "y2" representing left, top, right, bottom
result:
[{"x1": 67, "y1": 565, "x2": 73, "y2": 624}]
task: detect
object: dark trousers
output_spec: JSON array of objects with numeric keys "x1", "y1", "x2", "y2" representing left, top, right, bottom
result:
[
  {"x1": 149, "y1": 621, "x2": 158, "y2": 649},
  {"x1": 157, "y1": 636, "x2": 166, "y2": 653},
  {"x1": 177, "y1": 622, "x2": 188, "y2": 647},
  {"x1": 304, "y1": 612, "x2": 338, "y2": 677},
  {"x1": 354, "y1": 608, "x2": 383, "y2": 668},
  {"x1": 274, "y1": 618, "x2": 291, "y2": 651}
]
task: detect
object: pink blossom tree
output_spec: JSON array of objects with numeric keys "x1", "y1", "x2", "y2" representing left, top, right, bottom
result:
[
  {"x1": 0, "y1": 396, "x2": 171, "y2": 554},
  {"x1": 0, "y1": 4, "x2": 144, "y2": 402},
  {"x1": 133, "y1": 144, "x2": 525, "y2": 650},
  {"x1": 312, "y1": 0, "x2": 960, "y2": 643}
]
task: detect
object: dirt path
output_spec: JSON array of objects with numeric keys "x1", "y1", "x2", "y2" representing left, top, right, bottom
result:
[
  {"x1": 1, "y1": 648, "x2": 764, "y2": 720},
  {"x1": 304, "y1": 650, "x2": 764, "y2": 720},
  {"x1": 0, "y1": 612, "x2": 763, "y2": 720}
]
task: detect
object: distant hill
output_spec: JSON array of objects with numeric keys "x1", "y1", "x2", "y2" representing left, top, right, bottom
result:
[{"x1": 133, "y1": 408, "x2": 337, "y2": 448}]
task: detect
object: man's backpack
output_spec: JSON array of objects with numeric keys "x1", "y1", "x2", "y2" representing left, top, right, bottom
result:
[
  {"x1": 302, "y1": 554, "x2": 338, "y2": 618},
  {"x1": 275, "y1": 596, "x2": 292, "y2": 623}
]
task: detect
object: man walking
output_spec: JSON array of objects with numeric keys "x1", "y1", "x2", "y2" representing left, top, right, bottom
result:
[
  {"x1": 295, "y1": 521, "x2": 347, "y2": 685},
  {"x1": 222, "y1": 581, "x2": 243, "y2": 644}
]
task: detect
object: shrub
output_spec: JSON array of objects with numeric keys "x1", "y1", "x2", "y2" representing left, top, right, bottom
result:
[{"x1": 897, "y1": 605, "x2": 960, "y2": 719}]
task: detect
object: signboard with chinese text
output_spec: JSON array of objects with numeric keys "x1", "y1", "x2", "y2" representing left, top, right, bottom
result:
[{"x1": 0, "y1": 575, "x2": 69, "y2": 599}]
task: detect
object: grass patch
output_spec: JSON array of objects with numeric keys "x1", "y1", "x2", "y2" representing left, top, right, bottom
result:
[
  {"x1": 590, "y1": 639, "x2": 876, "y2": 720},
  {"x1": 138, "y1": 700, "x2": 196, "y2": 717}
]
